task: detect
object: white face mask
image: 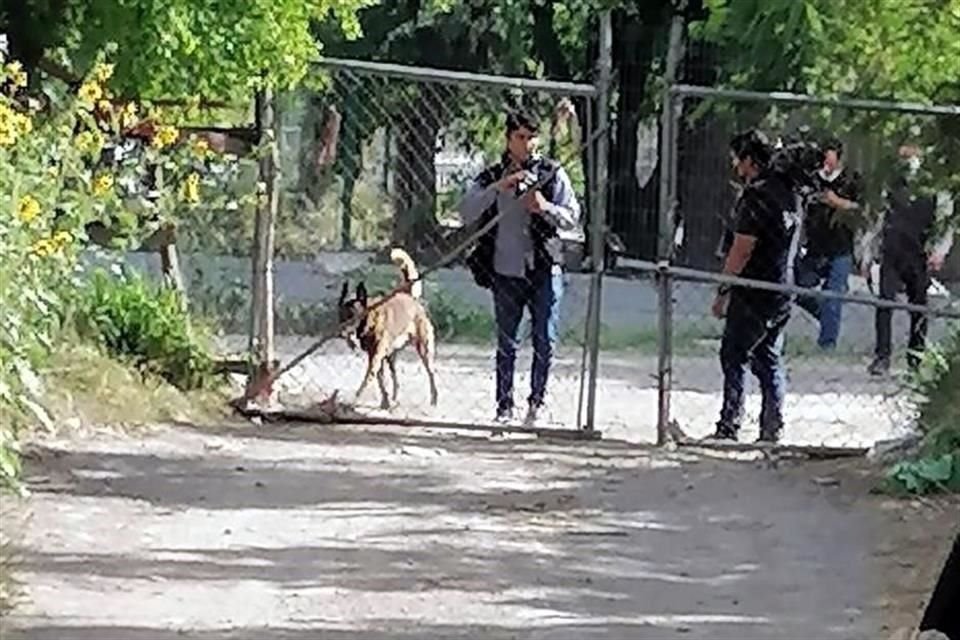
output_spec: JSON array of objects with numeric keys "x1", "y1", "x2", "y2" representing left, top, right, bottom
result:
[{"x1": 906, "y1": 155, "x2": 922, "y2": 174}]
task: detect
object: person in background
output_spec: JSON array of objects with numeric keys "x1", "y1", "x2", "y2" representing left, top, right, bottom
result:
[
  {"x1": 457, "y1": 110, "x2": 581, "y2": 426},
  {"x1": 866, "y1": 140, "x2": 955, "y2": 375},
  {"x1": 794, "y1": 138, "x2": 863, "y2": 349},
  {"x1": 708, "y1": 130, "x2": 798, "y2": 444}
]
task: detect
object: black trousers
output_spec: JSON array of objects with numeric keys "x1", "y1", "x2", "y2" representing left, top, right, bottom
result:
[
  {"x1": 875, "y1": 248, "x2": 929, "y2": 360},
  {"x1": 920, "y1": 532, "x2": 960, "y2": 639}
]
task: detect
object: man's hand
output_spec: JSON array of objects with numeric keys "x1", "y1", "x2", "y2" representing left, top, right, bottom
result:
[
  {"x1": 523, "y1": 190, "x2": 549, "y2": 214},
  {"x1": 821, "y1": 189, "x2": 859, "y2": 212},
  {"x1": 494, "y1": 171, "x2": 526, "y2": 193},
  {"x1": 928, "y1": 253, "x2": 946, "y2": 272},
  {"x1": 711, "y1": 292, "x2": 729, "y2": 319}
]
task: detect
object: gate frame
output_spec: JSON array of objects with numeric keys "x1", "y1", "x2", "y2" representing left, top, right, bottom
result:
[
  {"x1": 655, "y1": 84, "x2": 960, "y2": 445},
  {"x1": 244, "y1": 40, "x2": 615, "y2": 439}
]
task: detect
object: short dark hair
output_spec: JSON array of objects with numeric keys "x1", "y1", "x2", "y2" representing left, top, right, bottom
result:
[
  {"x1": 506, "y1": 110, "x2": 540, "y2": 135},
  {"x1": 822, "y1": 136, "x2": 844, "y2": 157},
  {"x1": 730, "y1": 129, "x2": 772, "y2": 168}
]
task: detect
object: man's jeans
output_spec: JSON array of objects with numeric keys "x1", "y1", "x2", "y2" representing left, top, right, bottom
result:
[
  {"x1": 795, "y1": 253, "x2": 853, "y2": 349},
  {"x1": 718, "y1": 293, "x2": 790, "y2": 437},
  {"x1": 493, "y1": 268, "x2": 564, "y2": 413}
]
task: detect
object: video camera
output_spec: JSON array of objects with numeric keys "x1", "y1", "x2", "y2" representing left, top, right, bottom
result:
[{"x1": 770, "y1": 139, "x2": 826, "y2": 197}]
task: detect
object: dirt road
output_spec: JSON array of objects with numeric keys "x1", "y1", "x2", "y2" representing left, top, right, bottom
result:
[{"x1": 3, "y1": 421, "x2": 952, "y2": 639}]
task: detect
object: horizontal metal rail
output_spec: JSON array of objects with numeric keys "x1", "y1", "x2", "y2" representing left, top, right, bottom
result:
[
  {"x1": 670, "y1": 84, "x2": 960, "y2": 117},
  {"x1": 315, "y1": 56, "x2": 598, "y2": 97},
  {"x1": 631, "y1": 260, "x2": 960, "y2": 319}
]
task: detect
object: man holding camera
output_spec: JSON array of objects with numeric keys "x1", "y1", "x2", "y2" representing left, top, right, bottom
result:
[
  {"x1": 457, "y1": 110, "x2": 581, "y2": 426},
  {"x1": 794, "y1": 138, "x2": 862, "y2": 349},
  {"x1": 709, "y1": 130, "x2": 801, "y2": 444}
]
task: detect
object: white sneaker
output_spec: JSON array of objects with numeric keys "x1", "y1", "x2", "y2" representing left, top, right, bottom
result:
[{"x1": 523, "y1": 404, "x2": 543, "y2": 428}]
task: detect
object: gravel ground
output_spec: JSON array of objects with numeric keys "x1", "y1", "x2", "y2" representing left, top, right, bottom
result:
[{"x1": 241, "y1": 336, "x2": 913, "y2": 450}]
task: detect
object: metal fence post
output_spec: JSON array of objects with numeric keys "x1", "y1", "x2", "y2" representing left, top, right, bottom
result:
[
  {"x1": 656, "y1": 85, "x2": 679, "y2": 444},
  {"x1": 656, "y1": 262, "x2": 674, "y2": 445},
  {"x1": 247, "y1": 84, "x2": 279, "y2": 402},
  {"x1": 584, "y1": 10, "x2": 613, "y2": 433}
]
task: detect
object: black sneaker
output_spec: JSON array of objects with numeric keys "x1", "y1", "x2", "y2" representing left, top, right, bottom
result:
[
  {"x1": 495, "y1": 407, "x2": 514, "y2": 424},
  {"x1": 700, "y1": 424, "x2": 739, "y2": 443},
  {"x1": 867, "y1": 356, "x2": 890, "y2": 376},
  {"x1": 756, "y1": 428, "x2": 782, "y2": 444}
]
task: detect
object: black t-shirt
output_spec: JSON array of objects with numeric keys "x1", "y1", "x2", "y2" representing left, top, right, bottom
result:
[
  {"x1": 804, "y1": 168, "x2": 862, "y2": 257},
  {"x1": 733, "y1": 171, "x2": 798, "y2": 310},
  {"x1": 883, "y1": 174, "x2": 937, "y2": 258}
]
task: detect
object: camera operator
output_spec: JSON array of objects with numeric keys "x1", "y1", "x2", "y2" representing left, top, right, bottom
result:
[
  {"x1": 866, "y1": 141, "x2": 955, "y2": 375},
  {"x1": 794, "y1": 138, "x2": 862, "y2": 350},
  {"x1": 457, "y1": 110, "x2": 581, "y2": 426},
  {"x1": 708, "y1": 130, "x2": 804, "y2": 444}
]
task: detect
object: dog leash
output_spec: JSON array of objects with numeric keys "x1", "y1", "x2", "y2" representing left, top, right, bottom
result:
[{"x1": 239, "y1": 121, "x2": 614, "y2": 403}]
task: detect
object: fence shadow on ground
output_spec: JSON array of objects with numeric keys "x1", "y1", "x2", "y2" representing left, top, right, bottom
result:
[{"x1": 8, "y1": 422, "x2": 888, "y2": 640}]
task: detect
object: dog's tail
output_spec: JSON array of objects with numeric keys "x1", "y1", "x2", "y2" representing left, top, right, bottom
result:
[{"x1": 390, "y1": 247, "x2": 422, "y2": 299}]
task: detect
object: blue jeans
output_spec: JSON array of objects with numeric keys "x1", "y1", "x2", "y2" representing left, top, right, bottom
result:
[
  {"x1": 493, "y1": 268, "x2": 564, "y2": 412},
  {"x1": 795, "y1": 253, "x2": 853, "y2": 349},
  {"x1": 718, "y1": 293, "x2": 789, "y2": 436}
]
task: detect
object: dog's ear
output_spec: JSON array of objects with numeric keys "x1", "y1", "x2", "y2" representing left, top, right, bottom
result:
[
  {"x1": 356, "y1": 282, "x2": 367, "y2": 306},
  {"x1": 339, "y1": 281, "x2": 349, "y2": 305}
]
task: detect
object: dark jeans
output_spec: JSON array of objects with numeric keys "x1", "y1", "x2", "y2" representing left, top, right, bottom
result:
[
  {"x1": 794, "y1": 252, "x2": 853, "y2": 349},
  {"x1": 718, "y1": 292, "x2": 790, "y2": 436},
  {"x1": 493, "y1": 268, "x2": 564, "y2": 412},
  {"x1": 875, "y1": 249, "x2": 929, "y2": 361}
]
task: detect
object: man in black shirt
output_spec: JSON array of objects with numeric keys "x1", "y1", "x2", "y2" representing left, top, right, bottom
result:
[
  {"x1": 795, "y1": 138, "x2": 862, "y2": 349},
  {"x1": 867, "y1": 142, "x2": 955, "y2": 375},
  {"x1": 709, "y1": 130, "x2": 800, "y2": 443}
]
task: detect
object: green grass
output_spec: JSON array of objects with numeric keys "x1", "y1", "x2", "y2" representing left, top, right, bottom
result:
[{"x1": 39, "y1": 343, "x2": 232, "y2": 430}]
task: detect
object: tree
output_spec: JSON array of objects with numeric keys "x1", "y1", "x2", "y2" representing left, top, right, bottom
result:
[
  {"x1": 696, "y1": 0, "x2": 960, "y2": 214},
  {"x1": 2, "y1": 0, "x2": 375, "y2": 101}
]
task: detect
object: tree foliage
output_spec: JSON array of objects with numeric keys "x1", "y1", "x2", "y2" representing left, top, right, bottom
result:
[
  {"x1": 696, "y1": 0, "x2": 960, "y2": 181},
  {"x1": 2, "y1": 0, "x2": 376, "y2": 101}
]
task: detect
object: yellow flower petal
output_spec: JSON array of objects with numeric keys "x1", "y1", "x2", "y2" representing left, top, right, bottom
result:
[{"x1": 17, "y1": 195, "x2": 41, "y2": 223}]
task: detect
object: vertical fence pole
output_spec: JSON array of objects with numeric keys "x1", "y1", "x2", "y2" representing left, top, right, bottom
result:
[
  {"x1": 656, "y1": 87, "x2": 679, "y2": 445},
  {"x1": 247, "y1": 84, "x2": 279, "y2": 402},
  {"x1": 584, "y1": 10, "x2": 613, "y2": 433},
  {"x1": 656, "y1": 262, "x2": 674, "y2": 445}
]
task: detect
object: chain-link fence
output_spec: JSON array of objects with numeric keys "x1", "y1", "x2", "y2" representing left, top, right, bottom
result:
[
  {"x1": 243, "y1": 58, "x2": 603, "y2": 434},
  {"x1": 596, "y1": 84, "x2": 959, "y2": 449}
]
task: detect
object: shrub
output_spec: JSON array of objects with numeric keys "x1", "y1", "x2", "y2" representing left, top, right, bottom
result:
[
  {"x1": 0, "y1": 50, "x2": 246, "y2": 489},
  {"x1": 74, "y1": 269, "x2": 216, "y2": 391},
  {"x1": 886, "y1": 323, "x2": 960, "y2": 494}
]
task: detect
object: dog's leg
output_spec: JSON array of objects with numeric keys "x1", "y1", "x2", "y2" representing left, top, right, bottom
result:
[
  {"x1": 376, "y1": 365, "x2": 391, "y2": 410},
  {"x1": 355, "y1": 348, "x2": 387, "y2": 407},
  {"x1": 415, "y1": 317, "x2": 439, "y2": 407},
  {"x1": 386, "y1": 352, "x2": 399, "y2": 402}
]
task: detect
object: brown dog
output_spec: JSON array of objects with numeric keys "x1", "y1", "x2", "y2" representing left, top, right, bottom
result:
[{"x1": 338, "y1": 248, "x2": 438, "y2": 409}]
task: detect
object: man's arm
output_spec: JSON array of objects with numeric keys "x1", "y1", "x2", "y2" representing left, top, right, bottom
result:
[
  {"x1": 528, "y1": 166, "x2": 581, "y2": 231},
  {"x1": 712, "y1": 190, "x2": 761, "y2": 317},
  {"x1": 822, "y1": 170, "x2": 864, "y2": 217},
  {"x1": 929, "y1": 191, "x2": 956, "y2": 270},
  {"x1": 722, "y1": 233, "x2": 758, "y2": 276},
  {"x1": 712, "y1": 232, "x2": 756, "y2": 319},
  {"x1": 457, "y1": 176, "x2": 500, "y2": 226}
]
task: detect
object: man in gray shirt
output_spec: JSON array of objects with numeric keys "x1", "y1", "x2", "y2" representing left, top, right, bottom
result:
[{"x1": 458, "y1": 110, "x2": 581, "y2": 425}]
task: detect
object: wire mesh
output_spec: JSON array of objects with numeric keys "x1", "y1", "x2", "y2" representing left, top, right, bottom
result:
[
  {"x1": 251, "y1": 60, "x2": 598, "y2": 430},
  {"x1": 599, "y1": 88, "x2": 959, "y2": 448}
]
